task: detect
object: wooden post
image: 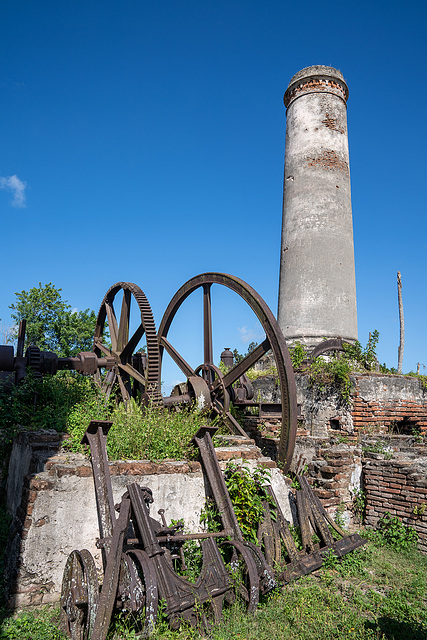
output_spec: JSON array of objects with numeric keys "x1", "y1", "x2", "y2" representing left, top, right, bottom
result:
[{"x1": 397, "y1": 271, "x2": 404, "y2": 374}]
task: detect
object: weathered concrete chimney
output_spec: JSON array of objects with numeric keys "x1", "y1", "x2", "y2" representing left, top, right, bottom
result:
[{"x1": 277, "y1": 65, "x2": 357, "y2": 348}]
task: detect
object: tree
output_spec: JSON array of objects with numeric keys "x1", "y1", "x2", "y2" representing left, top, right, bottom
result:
[
  {"x1": 232, "y1": 341, "x2": 258, "y2": 364},
  {"x1": 0, "y1": 320, "x2": 15, "y2": 345},
  {"x1": 9, "y1": 282, "x2": 97, "y2": 357},
  {"x1": 54, "y1": 307, "x2": 98, "y2": 357}
]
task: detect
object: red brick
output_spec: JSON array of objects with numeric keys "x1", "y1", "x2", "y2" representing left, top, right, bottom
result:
[
  {"x1": 27, "y1": 490, "x2": 38, "y2": 504},
  {"x1": 28, "y1": 477, "x2": 54, "y2": 491},
  {"x1": 76, "y1": 466, "x2": 92, "y2": 477}
]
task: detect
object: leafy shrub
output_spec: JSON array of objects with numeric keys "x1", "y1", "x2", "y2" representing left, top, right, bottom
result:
[
  {"x1": 305, "y1": 355, "x2": 353, "y2": 403},
  {"x1": 198, "y1": 462, "x2": 275, "y2": 545},
  {"x1": 107, "y1": 401, "x2": 204, "y2": 461},
  {"x1": 342, "y1": 330, "x2": 379, "y2": 371},
  {"x1": 375, "y1": 512, "x2": 419, "y2": 551},
  {"x1": 300, "y1": 331, "x2": 381, "y2": 403},
  {"x1": 288, "y1": 342, "x2": 307, "y2": 369},
  {"x1": 362, "y1": 440, "x2": 394, "y2": 459},
  {"x1": 0, "y1": 372, "x2": 101, "y2": 435},
  {"x1": 223, "y1": 462, "x2": 274, "y2": 545},
  {"x1": 0, "y1": 369, "x2": 220, "y2": 462},
  {"x1": 352, "y1": 488, "x2": 366, "y2": 522}
]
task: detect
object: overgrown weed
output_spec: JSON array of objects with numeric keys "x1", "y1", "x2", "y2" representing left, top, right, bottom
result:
[{"x1": 0, "y1": 372, "x2": 223, "y2": 462}]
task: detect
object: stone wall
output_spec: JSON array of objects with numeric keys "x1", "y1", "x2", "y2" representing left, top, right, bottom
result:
[
  {"x1": 252, "y1": 372, "x2": 427, "y2": 438},
  {"x1": 243, "y1": 413, "x2": 427, "y2": 552}
]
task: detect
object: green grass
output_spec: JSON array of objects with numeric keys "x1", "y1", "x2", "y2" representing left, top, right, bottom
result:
[
  {"x1": 0, "y1": 608, "x2": 64, "y2": 639},
  {"x1": 1, "y1": 532, "x2": 425, "y2": 640},
  {"x1": 66, "y1": 397, "x2": 212, "y2": 461}
]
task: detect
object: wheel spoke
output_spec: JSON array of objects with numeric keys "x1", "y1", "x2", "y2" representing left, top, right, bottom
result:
[
  {"x1": 117, "y1": 290, "x2": 131, "y2": 352},
  {"x1": 120, "y1": 324, "x2": 145, "y2": 362},
  {"x1": 117, "y1": 371, "x2": 131, "y2": 402},
  {"x1": 224, "y1": 411, "x2": 247, "y2": 437},
  {"x1": 105, "y1": 300, "x2": 119, "y2": 352},
  {"x1": 220, "y1": 339, "x2": 270, "y2": 388},
  {"x1": 103, "y1": 371, "x2": 117, "y2": 399},
  {"x1": 117, "y1": 362, "x2": 146, "y2": 387},
  {"x1": 159, "y1": 336, "x2": 196, "y2": 379},
  {"x1": 94, "y1": 338, "x2": 113, "y2": 358},
  {"x1": 203, "y1": 284, "x2": 213, "y2": 367}
]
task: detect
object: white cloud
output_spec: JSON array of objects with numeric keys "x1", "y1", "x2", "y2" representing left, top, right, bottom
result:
[
  {"x1": 0, "y1": 174, "x2": 27, "y2": 207},
  {"x1": 237, "y1": 325, "x2": 263, "y2": 344}
]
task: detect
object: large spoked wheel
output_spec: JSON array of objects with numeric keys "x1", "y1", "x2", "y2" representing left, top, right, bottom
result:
[
  {"x1": 119, "y1": 550, "x2": 158, "y2": 636},
  {"x1": 94, "y1": 282, "x2": 161, "y2": 405},
  {"x1": 158, "y1": 273, "x2": 297, "y2": 472},
  {"x1": 220, "y1": 540, "x2": 260, "y2": 613},
  {"x1": 60, "y1": 549, "x2": 99, "y2": 640}
]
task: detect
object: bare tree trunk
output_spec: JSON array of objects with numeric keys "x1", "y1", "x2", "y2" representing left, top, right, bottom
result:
[{"x1": 397, "y1": 271, "x2": 404, "y2": 373}]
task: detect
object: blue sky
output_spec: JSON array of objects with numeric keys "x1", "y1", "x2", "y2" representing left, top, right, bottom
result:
[{"x1": 1, "y1": 0, "x2": 426, "y2": 391}]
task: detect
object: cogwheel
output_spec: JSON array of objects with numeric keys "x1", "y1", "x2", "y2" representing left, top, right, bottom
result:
[
  {"x1": 26, "y1": 345, "x2": 43, "y2": 379},
  {"x1": 93, "y1": 282, "x2": 161, "y2": 405}
]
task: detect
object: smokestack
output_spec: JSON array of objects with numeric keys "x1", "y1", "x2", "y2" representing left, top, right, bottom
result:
[{"x1": 277, "y1": 65, "x2": 357, "y2": 348}]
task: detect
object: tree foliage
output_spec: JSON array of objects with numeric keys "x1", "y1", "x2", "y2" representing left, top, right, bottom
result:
[
  {"x1": 232, "y1": 341, "x2": 258, "y2": 364},
  {"x1": 9, "y1": 282, "x2": 97, "y2": 357}
]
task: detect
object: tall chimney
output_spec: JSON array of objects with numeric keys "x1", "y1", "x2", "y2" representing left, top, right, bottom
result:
[{"x1": 277, "y1": 65, "x2": 357, "y2": 348}]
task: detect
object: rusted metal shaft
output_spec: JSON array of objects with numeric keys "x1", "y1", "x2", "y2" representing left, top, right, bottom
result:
[
  {"x1": 192, "y1": 425, "x2": 244, "y2": 542},
  {"x1": 81, "y1": 421, "x2": 116, "y2": 565}
]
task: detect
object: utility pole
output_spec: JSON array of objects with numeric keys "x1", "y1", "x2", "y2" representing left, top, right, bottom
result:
[{"x1": 397, "y1": 271, "x2": 404, "y2": 374}]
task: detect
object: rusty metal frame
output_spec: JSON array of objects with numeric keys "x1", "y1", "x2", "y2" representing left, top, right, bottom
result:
[
  {"x1": 256, "y1": 478, "x2": 366, "y2": 584},
  {"x1": 62, "y1": 420, "x2": 261, "y2": 640}
]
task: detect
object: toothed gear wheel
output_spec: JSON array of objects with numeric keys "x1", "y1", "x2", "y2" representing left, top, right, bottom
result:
[
  {"x1": 93, "y1": 282, "x2": 161, "y2": 405},
  {"x1": 26, "y1": 346, "x2": 42, "y2": 379}
]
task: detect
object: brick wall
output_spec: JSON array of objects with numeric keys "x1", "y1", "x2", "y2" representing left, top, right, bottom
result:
[
  {"x1": 352, "y1": 374, "x2": 427, "y2": 435},
  {"x1": 252, "y1": 372, "x2": 427, "y2": 438},
  {"x1": 306, "y1": 444, "x2": 361, "y2": 516},
  {"x1": 244, "y1": 417, "x2": 427, "y2": 553},
  {"x1": 364, "y1": 456, "x2": 427, "y2": 553}
]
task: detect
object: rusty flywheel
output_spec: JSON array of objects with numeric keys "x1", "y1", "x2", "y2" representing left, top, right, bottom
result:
[{"x1": 157, "y1": 273, "x2": 298, "y2": 473}]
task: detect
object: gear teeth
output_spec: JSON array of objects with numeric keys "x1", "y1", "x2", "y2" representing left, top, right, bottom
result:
[
  {"x1": 26, "y1": 345, "x2": 42, "y2": 379},
  {"x1": 94, "y1": 282, "x2": 161, "y2": 404}
]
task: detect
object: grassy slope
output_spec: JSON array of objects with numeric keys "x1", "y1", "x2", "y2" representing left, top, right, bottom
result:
[{"x1": 0, "y1": 532, "x2": 425, "y2": 640}]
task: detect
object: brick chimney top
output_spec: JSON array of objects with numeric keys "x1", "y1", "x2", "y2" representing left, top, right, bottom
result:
[{"x1": 284, "y1": 65, "x2": 349, "y2": 108}]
